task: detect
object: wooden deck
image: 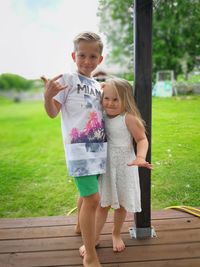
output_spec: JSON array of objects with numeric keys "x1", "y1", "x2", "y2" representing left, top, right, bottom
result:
[{"x1": 0, "y1": 209, "x2": 200, "y2": 267}]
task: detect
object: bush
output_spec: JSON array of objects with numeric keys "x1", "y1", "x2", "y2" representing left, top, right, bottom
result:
[
  {"x1": 0, "y1": 73, "x2": 33, "y2": 91},
  {"x1": 173, "y1": 81, "x2": 200, "y2": 95}
]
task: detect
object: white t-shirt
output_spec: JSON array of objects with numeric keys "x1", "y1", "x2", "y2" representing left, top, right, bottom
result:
[{"x1": 54, "y1": 72, "x2": 107, "y2": 177}]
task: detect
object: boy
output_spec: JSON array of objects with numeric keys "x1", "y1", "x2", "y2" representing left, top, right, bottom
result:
[{"x1": 42, "y1": 32, "x2": 106, "y2": 267}]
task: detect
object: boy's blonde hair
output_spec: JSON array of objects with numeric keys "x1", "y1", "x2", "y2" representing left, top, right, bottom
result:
[
  {"x1": 73, "y1": 31, "x2": 103, "y2": 54},
  {"x1": 103, "y1": 77, "x2": 145, "y2": 127}
]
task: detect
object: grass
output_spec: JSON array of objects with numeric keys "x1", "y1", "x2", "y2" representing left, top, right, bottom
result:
[
  {"x1": 152, "y1": 96, "x2": 200, "y2": 209},
  {"x1": 0, "y1": 97, "x2": 78, "y2": 218},
  {"x1": 0, "y1": 95, "x2": 200, "y2": 218}
]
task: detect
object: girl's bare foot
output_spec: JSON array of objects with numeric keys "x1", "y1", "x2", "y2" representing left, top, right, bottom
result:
[
  {"x1": 74, "y1": 224, "x2": 81, "y2": 235},
  {"x1": 112, "y1": 233, "x2": 125, "y2": 252}
]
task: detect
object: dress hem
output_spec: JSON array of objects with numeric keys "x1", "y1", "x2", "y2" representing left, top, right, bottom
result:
[{"x1": 100, "y1": 202, "x2": 142, "y2": 213}]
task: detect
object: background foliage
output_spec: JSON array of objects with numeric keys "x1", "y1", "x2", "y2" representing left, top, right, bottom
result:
[
  {"x1": 153, "y1": 0, "x2": 200, "y2": 79},
  {"x1": 98, "y1": 0, "x2": 133, "y2": 77},
  {"x1": 0, "y1": 73, "x2": 33, "y2": 91},
  {"x1": 98, "y1": 0, "x2": 200, "y2": 79}
]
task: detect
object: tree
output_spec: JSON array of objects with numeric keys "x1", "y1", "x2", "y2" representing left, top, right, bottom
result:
[
  {"x1": 153, "y1": 0, "x2": 200, "y2": 79},
  {"x1": 98, "y1": 0, "x2": 200, "y2": 79},
  {"x1": 0, "y1": 73, "x2": 33, "y2": 91},
  {"x1": 98, "y1": 0, "x2": 133, "y2": 79}
]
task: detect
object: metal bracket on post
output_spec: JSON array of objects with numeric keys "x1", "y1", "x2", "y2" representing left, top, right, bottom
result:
[{"x1": 129, "y1": 226, "x2": 157, "y2": 239}]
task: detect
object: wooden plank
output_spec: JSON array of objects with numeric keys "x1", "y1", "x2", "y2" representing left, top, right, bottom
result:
[
  {"x1": 102, "y1": 258, "x2": 200, "y2": 267},
  {"x1": 0, "y1": 236, "x2": 81, "y2": 253},
  {"x1": 0, "y1": 216, "x2": 77, "y2": 229},
  {"x1": 0, "y1": 228, "x2": 199, "y2": 253},
  {"x1": 0, "y1": 209, "x2": 194, "y2": 229},
  {"x1": 0, "y1": 225, "x2": 74, "y2": 240},
  {"x1": 0, "y1": 250, "x2": 82, "y2": 267},
  {"x1": 0, "y1": 217, "x2": 199, "y2": 240},
  {"x1": 97, "y1": 243, "x2": 200, "y2": 264},
  {"x1": 0, "y1": 243, "x2": 200, "y2": 266},
  {"x1": 151, "y1": 209, "x2": 195, "y2": 220}
]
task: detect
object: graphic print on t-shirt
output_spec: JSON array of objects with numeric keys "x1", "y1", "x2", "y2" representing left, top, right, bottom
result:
[{"x1": 63, "y1": 74, "x2": 107, "y2": 177}]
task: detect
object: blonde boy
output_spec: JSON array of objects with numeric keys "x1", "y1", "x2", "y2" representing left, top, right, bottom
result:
[{"x1": 42, "y1": 32, "x2": 106, "y2": 267}]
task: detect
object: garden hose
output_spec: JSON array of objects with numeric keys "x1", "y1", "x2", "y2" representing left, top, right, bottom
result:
[
  {"x1": 165, "y1": 205, "x2": 200, "y2": 218},
  {"x1": 67, "y1": 205, "x2": 200, "y2": 218},
  {"x1": 67, "y1": 206, "x2": 77, "y2": 216}
]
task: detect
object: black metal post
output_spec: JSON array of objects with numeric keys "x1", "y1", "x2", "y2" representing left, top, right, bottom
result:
[{"x1": 129, "y1": 0, "x2": 155, "y2": 239}]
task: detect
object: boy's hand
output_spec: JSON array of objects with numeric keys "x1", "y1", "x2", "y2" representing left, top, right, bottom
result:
[
  {"x1": 127, "y1": 157, "x2": 153, "y2": 169},
  {"x1": 41, "y1": 74, "x2": 68, "y2": 99}
]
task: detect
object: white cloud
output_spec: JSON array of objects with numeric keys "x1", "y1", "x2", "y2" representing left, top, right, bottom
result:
[{"x1": 0, "y1": 0, "x2": 106, "y2": 79}]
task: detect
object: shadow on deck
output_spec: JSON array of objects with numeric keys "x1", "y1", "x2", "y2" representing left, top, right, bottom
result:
[{"x1": 0, "y1": 209, "x2": 200, "y2": 267}]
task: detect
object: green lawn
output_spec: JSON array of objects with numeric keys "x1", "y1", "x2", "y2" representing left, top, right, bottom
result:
[
  {"x1": 152, "y1": 96, "x2": 200, "y2": 209},
  {"x1": 0, "y1": 96, "x2": 199, "y2": 218}
]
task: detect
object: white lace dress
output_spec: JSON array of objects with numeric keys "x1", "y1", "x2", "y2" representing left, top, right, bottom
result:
[{"x1": 98, "y1": 114, "x2": 141, "y2": 212}]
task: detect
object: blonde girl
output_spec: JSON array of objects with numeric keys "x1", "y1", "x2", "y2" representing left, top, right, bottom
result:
[{"x1": 96, "y1": 77, "x2": 152, "y2": 252}]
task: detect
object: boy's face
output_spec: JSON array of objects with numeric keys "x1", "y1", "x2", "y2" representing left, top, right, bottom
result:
[{"x1": 72, "y1": 41, "x2": 103, "y2": 77}]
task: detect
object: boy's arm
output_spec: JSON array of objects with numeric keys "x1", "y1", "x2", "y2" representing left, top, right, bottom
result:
[
  {"x1": 44, "y1": 95, "x2": 61, "y2": 118},
  {"x1": 41, "y1": 75, "x2": 67, "y2": 118}
]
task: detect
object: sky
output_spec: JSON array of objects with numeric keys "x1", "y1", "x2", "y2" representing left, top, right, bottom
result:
[{"x1": 0, "y1": 0, "x2": 107, "y2": 79}]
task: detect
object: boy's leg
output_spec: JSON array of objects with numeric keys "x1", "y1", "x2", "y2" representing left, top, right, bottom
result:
[
  {"x1": 79, "y1": 205, "x2": 110, "y2": 257},
  {"x1": 95, "y1": 205, "x2": 110, "y2": 245},
  {"x1": 74, "y1": 175, "x2": 102, "y2": 267},
  {"x1": 75, "y1": 197, "x2": 82, "y2": 234},
  {"x1": 112, "y1": 206, "x2": 127, "y2": 252},
  {"x1": 80, "y1": 193, "x2": 101, "y2": 267}
]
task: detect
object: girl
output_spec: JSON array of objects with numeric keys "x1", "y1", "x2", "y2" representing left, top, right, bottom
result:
[{"x1": 95, "y1": 77, "x2": 152, "y2": 252}]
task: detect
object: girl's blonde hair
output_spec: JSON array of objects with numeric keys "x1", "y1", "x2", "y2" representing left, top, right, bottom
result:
[{"x1": 103, "y1": 77, "x2": 145, "y2": 127}]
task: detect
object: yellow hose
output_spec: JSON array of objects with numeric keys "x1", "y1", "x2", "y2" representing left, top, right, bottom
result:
[
  {"x1": 67, "y1": 206, "x2": 77, "y2": 216},
  {"x1": 165, "y1": 205, "x2": 200, "y2": 218}
]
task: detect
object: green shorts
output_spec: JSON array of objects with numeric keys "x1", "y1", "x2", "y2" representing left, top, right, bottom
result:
[{"x1": 74, "y1": 175, "x2": 99, "y2": 197}]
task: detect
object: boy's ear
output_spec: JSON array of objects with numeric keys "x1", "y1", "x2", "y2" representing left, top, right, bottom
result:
[
  {"x1": 101, "y1": 82, "x2": 106, "y2": 90},
  {"x1": 99, "y1": 55, "x2": 103, "y2": 64},
  {"x1": 71, "y1": 52, "x2": 76, "y2": 61}
]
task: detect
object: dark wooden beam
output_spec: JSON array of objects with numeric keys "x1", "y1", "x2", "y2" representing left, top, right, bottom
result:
[{"x1": 132, "y1": 0, "x2": 153, "y2": 238}]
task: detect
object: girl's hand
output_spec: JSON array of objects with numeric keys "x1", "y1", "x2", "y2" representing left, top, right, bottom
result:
[
  {"x1": 127, "y1": 157, "x2": 153, "y2": 169},
  {"x1": 41, "y1": 74, "x2": 68, "y2": 99}
]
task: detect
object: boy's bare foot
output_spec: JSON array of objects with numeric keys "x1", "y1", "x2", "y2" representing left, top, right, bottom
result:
[
  {"x1": 79, "y1": 245, "x2": 86, "y2": 257},
  {"x1": 83, "y1": 254, "x2": 102, "y2": 267},
  {"x1": 112, "y1": 233, "x2": 125, "y2": 252},
  {"x1": 74, "y1": 224, "x2": 81, "y2": 235},
  {"x1": 79, "y1": 242, "x2": 100, "y2": 257}
]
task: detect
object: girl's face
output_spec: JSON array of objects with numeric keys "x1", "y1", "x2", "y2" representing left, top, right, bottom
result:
[{"x1": 102, "y1": 84, "x2": 122, "y2": 117}]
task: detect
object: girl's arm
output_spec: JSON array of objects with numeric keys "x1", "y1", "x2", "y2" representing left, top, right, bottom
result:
[
  {"x1": 125, "y1": 113, "x2": 152, "y2": 169},
  {"x1": 42, "y1": 75, "x2": 67, "y2": 118}
]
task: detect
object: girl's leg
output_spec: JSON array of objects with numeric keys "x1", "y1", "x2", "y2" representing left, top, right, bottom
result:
[
  {"x1": 112, "y1": 206, "x2": 127, "y2": 252},
  {"x1": 75, "y1": 196, "x2": 83, "y2": 234},
  {"x1": 79, "y1": 192, "x2": 101, "y2": 267}
]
